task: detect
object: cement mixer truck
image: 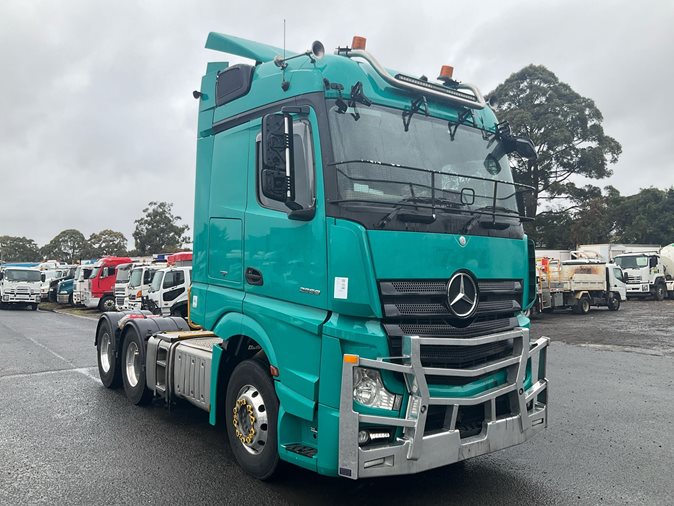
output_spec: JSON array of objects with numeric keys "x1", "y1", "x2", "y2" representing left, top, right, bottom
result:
[{"x1": 613, "y1": 244, "x2": 674, "y2": 300}]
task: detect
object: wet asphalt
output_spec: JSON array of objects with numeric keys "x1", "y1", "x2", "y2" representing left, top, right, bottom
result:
[{"x1": 0, "y1": 302, "x2": 672, "y2": 505}]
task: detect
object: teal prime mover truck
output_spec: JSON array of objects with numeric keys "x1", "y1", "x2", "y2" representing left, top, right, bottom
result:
[{"x1": 94, "y1": 33, "x2": 549, "y2": 480}]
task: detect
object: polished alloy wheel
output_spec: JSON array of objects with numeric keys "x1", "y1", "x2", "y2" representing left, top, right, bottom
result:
[
  {"x1": 125, "y1": 341, "x2": 140, "y2": 388},
  {"x1": 232, "y1": 384, "x2": 269, "y2": 455}
]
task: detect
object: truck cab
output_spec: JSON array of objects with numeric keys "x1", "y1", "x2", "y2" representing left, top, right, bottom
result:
[
  {"x1": 73, "y1": 264, "x2": 95, "y2": 305},
  {"x1": 95, "y1": 33, "x2": 548, "y2": 481},
  {"x1": 114, "y1": 263, "x2": 136, "y2": 311},
  {"x1": 83, "y1": 256, "x2": 133, "y2": 311},
  {"x1": 146, "y1": 266, "x2": 191, "y2": 317},
  {"x1": 0, "y1": 267, "x2": 43, "y2": 310},
  {"x1": 614, "y1": 252, "x2": 669, "y2": 300},
  {"x1": 126, "y1": 264, "x2": 165, "y2": 311}
]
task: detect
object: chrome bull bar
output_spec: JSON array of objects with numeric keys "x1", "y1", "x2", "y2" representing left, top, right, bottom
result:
[{"x1": 338, "y1": 328, "x2": 549, "y2": 479}]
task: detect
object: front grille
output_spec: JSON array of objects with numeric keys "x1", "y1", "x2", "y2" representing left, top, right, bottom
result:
[
  {"x1": 379, "y1": 278, "x2": 522, "y2": 363},
  {"x1": 115, "y1": 296, "x2": 125, "y2": 306},
  {"x1": 627, "y1": 275, "x2": 641, "y2": 283}
]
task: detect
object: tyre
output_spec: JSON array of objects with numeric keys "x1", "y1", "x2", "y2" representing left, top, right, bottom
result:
[
  {"x1": 31, "y1": 303, "x2": 38, "y2": 311},
  {"x1": 98, "y1": 295, "x2": 116, "y2": 312},
  {"x1": 225, "y1": 359, "x2": 279, "y2": 480},
  {"x1": 68, "y1": 293, "x2": 74, "y2": 305},
  {"x1": 97, "y1": 320, "x2": 122, "y2": 388},
  {"x1": 572, "y1": 296, "x2": 591, "y2": 315},
  {"x1": 668, "y1": 291, "x2": 674, "y2": 300},
  {"x1": 654, "y1": 284, "x2": 665, "y2": 301},
  {"x1": 170, "y1": 303, "x2": 188, "y2": 319},
  {"x1": 607, "y1": 294, "x2": 620, "y2": 311},
  {"x1": 121, "y1": 327, "x2": 153, "y2": 405}
]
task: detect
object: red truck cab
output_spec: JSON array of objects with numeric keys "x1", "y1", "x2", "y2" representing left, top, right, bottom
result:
[{"x1": 83, "y1": 256, "x2": 133, "y2": 311}]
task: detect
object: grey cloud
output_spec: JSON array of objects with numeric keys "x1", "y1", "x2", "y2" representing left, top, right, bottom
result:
[{"x1": 1, "y1": 0, "x2": 672, "y2": 246}]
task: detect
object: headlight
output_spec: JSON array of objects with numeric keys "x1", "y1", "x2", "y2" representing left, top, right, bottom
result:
[{"x1": 353, "y1": 367, "x2": 400, "y2": 410}]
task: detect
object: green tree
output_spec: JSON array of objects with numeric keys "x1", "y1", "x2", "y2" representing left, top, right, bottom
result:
[
  {"x1": 611, "y1": 187, "x2": 674, "y2": 244},
  {"x1": 0, "y1": 236, "x2": 42, "y2": 262},
  {"x1": 488, "y1": 65, "x2": 622, "y2": 223},
  {"x1": 85, "y1": 229, "x2": 128, "y2": 257},
  {"x1": 133, "y1": 201, "x2": 189, "y2": 255},
  {"x1": 41, "y1": 229, "x2": 87, "y2": 263}
]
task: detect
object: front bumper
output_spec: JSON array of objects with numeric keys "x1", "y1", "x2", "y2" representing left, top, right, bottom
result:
[
  {"x1": 57, "y1": 293, "x2": 71, "y2": 304},
  {"x1": 625, "y1": 283, "x2": 650, "y2": 294},
  {"x1": 2, "y1": 293, "x2": 40, "y2": 304},
  {"x1": 83, "y1": 296, "x2": 100, "y2": 309},
  {"x1": 338, "y1": 328, "x2": 548, "y2": 479}
]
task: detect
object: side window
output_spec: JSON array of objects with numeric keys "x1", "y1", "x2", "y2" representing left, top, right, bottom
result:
[
  {"x1": 144, "y1": 270, "x2": 154, "y2": 284},
  {"x1": 257, "y1": 119, "x2": 315, "y2": 212},
  {"x1": 614, "y1": 268, "x2": 624, "y2": 281},
  {"x1": 163, "y1": 271, "x2": 185, "y2": 289}
]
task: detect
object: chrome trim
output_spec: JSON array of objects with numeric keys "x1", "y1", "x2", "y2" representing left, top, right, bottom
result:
[
  {"x1": 336, "y1": 48, "x2": 487, "y2": 110},
  {"x1": 338, "y1": 328, "x2": 549, "y2": 479}
]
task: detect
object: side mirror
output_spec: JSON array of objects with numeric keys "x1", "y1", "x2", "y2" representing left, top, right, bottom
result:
[
  {"x1": 514, "y1": 137, "x2": 537, "y2": 160},
  {"x1": 261, "y1": 113, "x2": 295, "y2": 203},
  {"x1": 41, "y1": 274, "x2": 46, "y2": 282},
  {"x1": 649, "y1": 257, "x2": 658, "y2": 268},
  {"x1": 0, "y1": 272, "x2": 4, "y2": 281}
]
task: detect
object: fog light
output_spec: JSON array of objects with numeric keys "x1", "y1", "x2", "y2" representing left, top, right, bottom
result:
[{"x1": 353, "y1": 367, "x2": 400, "y2": 410}]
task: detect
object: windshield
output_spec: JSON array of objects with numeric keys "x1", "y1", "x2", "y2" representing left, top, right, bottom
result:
[
  {"x1": 88, "y1": 267, "x2": 100, "y2": 279},
  {"x1": 6, "y1": 269, "x2": 41, "y2": 282},
  {"x1": 328, "y1": 103, "x2": 523, "y2": 223},
  {"x1": 150, "y1": 271, "x2": 163, "y2": 292},
  {"x1": 615, "y1": 256, "x2": 648, "y2": 269},
  {"x1": 116, "y1": 267, "x2": 131, "y2": 283},
  {"x1": 129, "y1": 268, "x2": 143, "y2": 288}
]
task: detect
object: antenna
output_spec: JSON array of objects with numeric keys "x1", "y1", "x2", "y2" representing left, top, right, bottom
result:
[
  {"x1": 281, "y1": 19, "x2": 289, "y2": 91},
  {"x1": 283, "y1": 19, "x2": 286, "y2": 60}
]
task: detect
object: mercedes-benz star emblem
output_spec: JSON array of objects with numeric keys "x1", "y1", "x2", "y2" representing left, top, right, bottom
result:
[{"x1": 446, "y1": 272, "x2": 479, "y2": 319}]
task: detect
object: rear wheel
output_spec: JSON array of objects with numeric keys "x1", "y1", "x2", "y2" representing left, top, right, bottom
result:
[
  {"x1": 225, "y1": 359, "x2": 279, "y2": 480},
  {"x1": 607, "y1": 294, "x2": 621, "y2": 311},
  {"x1": 121, "y1": 328, "x2": 153, "y2": 405},
  {"x1": 572, "y1": 296, "x2": 591, "y2": 315},
  {"x1": 668, "y1": 291, "x2": 674, "y2": 300},
  {"x1": 99, "y1": 295, "x2": 116, "y2": 312},
  {"x1": 97, "y1": 320, "x2": 121, "y2": 388}
]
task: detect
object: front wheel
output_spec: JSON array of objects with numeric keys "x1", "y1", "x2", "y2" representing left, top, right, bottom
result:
[
  {"x1": 31, "y1": 303, "x2": 38, "y2": 311},
  {"x1": 654, "y1": 284, "x2": 665, "y2": 301},
  {"x1": 607, "y1": 294, "x2": 621, "y2": 311},
  {"x1": 121, "y1": 327, "x2": 153, "y2": 405},
  {"x1": 99, "y1": 295, "x2": 116, "y2": 312},
  {"x1": 225, "y1": 359, "x2": 279, "y2": 480}
]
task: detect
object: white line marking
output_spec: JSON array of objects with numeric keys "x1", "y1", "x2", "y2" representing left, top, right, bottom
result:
[{"x1": 0, "y1": 367, "x2": 101, "y2": 384}]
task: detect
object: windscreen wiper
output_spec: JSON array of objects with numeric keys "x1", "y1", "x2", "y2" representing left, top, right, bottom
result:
[
  {"x1": 377, "y1": 196, "x2": 462, "y2": 228},
  {"x1": 461, "y1": 206, "x2": 520, "y2": 233}
]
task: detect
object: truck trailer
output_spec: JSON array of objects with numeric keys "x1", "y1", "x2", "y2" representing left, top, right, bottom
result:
[{"x1": 94, "y1": 33, "x2": 549, "y2": 480}]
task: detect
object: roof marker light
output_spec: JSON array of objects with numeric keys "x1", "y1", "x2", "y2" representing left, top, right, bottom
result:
[
  {"x1": 352, "y1": 36, "x2": 367, "y2": 50},
  {"x1": 438, "y1": 65, "x2": 455, "y2": 83}
]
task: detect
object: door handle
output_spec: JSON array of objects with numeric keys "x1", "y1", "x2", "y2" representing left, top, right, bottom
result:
[{"x1": 245, "y1": 267, "x2": 263, "y2": 286}]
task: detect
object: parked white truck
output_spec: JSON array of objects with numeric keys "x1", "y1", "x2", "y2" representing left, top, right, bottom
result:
[
  {"x1": 536, "y1": 259, "x2": 626, "y2": 314},
  {"x1": 0, "y1": 267, "x2": 43, "y2": 310},
  {"x1": 146, "y1": 266, "x2": 191, "y2": 318},
  {"x1": 73, "y1": 264, "x2": 96, "y2": 305},
  {"x1": 126, "y1": 264, "x2": 165, "y2": 311},
  {"x1": 613, "y1": 244, "x2": 674, "y2": 300}
]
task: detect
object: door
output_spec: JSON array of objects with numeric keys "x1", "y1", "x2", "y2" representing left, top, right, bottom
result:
[{"x1": 243, "y1": 109, "x2": 328, "y2": 309}]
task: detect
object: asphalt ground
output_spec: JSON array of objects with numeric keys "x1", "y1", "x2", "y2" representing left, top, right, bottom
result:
[{"x1": 0, "y1": 301, "x2": 672, "y2": 505}]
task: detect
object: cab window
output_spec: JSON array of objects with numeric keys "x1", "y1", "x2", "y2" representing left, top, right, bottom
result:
[{"x1": 163, "y1": 270, "x2": 185, "y2": 289}]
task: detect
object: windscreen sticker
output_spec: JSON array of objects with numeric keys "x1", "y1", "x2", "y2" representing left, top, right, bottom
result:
[{"x1": 334, "y1": 277, "x2": 349, "y2": 299}]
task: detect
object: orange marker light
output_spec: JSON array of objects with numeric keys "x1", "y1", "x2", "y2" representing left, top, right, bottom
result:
[
  {"x1": 352, "y1": 36, "x2": 367, "y2": 50},
  {"x1": 438, "y1": 65, "x2": 454, "y2": 82},
  {"x1": 343, "y1": 354, "x2": 359, "y2": 364},
  {"x1": 270, "y1": 365, "x2": 280, "y2": 377}
]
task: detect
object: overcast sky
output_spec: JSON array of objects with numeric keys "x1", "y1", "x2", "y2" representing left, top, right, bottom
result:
[{"x1": 1, "y1": 0, "x2": 673, "y2": 247}]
